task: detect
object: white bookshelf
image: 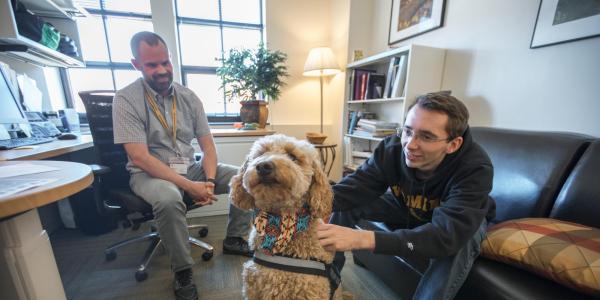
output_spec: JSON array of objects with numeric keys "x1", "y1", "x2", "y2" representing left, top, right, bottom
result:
[{"x1": 342, "y1": 44, "x2": 446, "y2": 171}]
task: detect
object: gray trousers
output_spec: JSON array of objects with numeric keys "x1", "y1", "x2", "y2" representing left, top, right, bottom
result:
[{"x1": 130, "y1": 162, "x2": 252, "y2": 272}]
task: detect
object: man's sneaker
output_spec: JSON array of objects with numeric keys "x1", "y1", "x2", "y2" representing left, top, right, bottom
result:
[
  {"x1": 223, "y1": 236, "x2": 254, "y2": 257},
  {"x1": 174, "y1": 268, "x2": 198, "y2": 300}
]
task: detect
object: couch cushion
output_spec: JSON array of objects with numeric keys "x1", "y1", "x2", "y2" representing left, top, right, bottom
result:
[
  {"x1": 550, "y1": 141, "x2": 600, "y2": 227},
  {"x1": 457, "y1": 257, "x2": 590, "y2": 300},
  {"x1": 471, "y1": 127, "x2": 590, "y2": 223},
  {"x1": 480, "y1": 218, "x2": 600, "y2": 297}
]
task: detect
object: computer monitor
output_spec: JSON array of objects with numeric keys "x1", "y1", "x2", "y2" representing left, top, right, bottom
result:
[{"x1": 0, "y1": 67, "x2": 27, "y2": 125}]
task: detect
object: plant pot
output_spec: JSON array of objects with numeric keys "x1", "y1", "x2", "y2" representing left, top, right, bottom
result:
[{"x1": 240, "y1": 100, "x2": 268, "y2": 129}]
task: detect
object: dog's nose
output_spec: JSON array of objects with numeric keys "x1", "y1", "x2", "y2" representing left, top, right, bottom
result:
[{"x1": 256, "y1": 161, "x2": 275, "y2": 176}]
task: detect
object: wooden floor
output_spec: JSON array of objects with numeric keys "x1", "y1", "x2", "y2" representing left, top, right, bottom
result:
[{"x1": 51, "y1": 215, "x2": 401, "y2": 300}]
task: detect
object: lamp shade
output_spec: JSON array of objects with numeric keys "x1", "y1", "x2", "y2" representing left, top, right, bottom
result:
[{"x1": 303, "y1": 47, "x2": 341, "y2": 77}]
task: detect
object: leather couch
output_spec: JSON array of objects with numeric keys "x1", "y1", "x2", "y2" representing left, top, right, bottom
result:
[{"x1": 351, "y1": 127, "x2": 598, "y2": 300}]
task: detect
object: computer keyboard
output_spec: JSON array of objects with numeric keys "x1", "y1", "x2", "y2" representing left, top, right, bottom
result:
[{"x1": 0, "y1": 136, "x2": 56, "y2": 150}]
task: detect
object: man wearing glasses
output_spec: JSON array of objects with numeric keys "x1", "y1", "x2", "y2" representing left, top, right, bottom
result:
[{"x1": 317, "y1": 92, "x2": 495, "y2": 300}]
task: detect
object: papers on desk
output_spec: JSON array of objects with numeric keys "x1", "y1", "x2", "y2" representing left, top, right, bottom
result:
[
  {"x1": 0, "y1": 178, "x2": 59, "y2": 198},
  {"x1": 0, "y1": 164, "x2": 60, "y2": 198},
  {"x1": 0, "y1": 163, "x2": 59, "y2": 179}
]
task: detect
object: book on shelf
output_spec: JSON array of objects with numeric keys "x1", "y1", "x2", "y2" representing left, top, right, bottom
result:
[
  {"x1": 343, "y1": 136, "x2": 353, "y2": 167},
  {"x1": 348, "y1": 111, "x2": 379, "y2": 134},
  {"x1": 365, "y1": 73, "x2": 386, "y2": 99},
  {"x1": 352, "y1": 150, "x2": 372, "y2": 158},
  {"x1": 351, "y1": 69, "x2": 375, "y2": 100},
  {"x1": 348, "y1": 111, "x2": 359, "y2": 134},
  {"x1": 391, "y1": 54, "x2": 408, "y2": 98},
  {"x1": 371, "y1": 129, "x2": 397, "y2": 137},
  {"x1": 353, "y1": 127, "x2": 396, "y2": 138},
  {"x1": 354, "y1": 157, "x2": 368, "y2": 166},
  {"x1": 348, "y1": 70, "x2": 355, "y2": 100},
  {"x1": 357, "y1": 119, "x2": 399, "y2": 129},
  {"x1": 383, "y1": 56, "x2": 399, "y2": 99},
  {"x1": 357, "y1": 111, "x2": 377, "y2": 119}
]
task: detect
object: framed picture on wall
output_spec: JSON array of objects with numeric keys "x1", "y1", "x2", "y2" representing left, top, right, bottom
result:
[
  {"x1": 388, "y1": 0, "x2": 446, "y2": 45},
  {"x1": 531, "y1": 0, "x2": 600, "y2": 48}
]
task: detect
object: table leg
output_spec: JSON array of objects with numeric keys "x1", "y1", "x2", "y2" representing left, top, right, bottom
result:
[
  {"x1": 0, "y1": 209, "x2": 67, "y2": 300},
  {"x1": 318, "y1": 146, "x2": 336, "y2": 176}
]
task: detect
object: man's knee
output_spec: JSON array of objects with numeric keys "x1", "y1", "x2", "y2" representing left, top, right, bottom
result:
[
  {"x1": 151, "y1": 190, "x2": 186, "y2": 216},
  {"x1": 215, "y1": 163, "x2": 238, "y2": 194}
]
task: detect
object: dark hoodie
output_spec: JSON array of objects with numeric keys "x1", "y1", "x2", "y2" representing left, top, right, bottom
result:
[{"x1": 333, "y1": 127, "x2": 495, "y2": 259}]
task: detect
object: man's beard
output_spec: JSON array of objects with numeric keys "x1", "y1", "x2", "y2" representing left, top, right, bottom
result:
[{"x1": 147, "y1": 72, "x2": 173, "y2": 94}]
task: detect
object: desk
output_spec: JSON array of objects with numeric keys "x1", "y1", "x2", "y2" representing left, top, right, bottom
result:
[
  {"x1": 0, "y1": 134, "x2": 94, "y2": 161},
  {"x1": 313, "y1": 143, "x2": 337, "y2": 176},
  {"x1": 0, "y1": 161, "x2": 93, "y2": 300}
]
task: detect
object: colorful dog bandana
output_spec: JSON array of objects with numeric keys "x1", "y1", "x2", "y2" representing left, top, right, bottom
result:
[{"x1": 253, "y1": 204, "x2": 311, "y2": 255}]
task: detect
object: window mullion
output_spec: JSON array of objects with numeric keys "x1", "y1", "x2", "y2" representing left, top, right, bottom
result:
[{"x1": 218, "y1": 0, "x2": 227, "y2": 114}]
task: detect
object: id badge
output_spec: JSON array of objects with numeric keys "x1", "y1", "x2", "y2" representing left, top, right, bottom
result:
[{"x1": 169, "y1": 156, "x2": 190, "y2": 175}]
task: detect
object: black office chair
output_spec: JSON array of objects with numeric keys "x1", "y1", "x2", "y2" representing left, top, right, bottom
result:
[{"x1": 79, "y1": 90, "x2": 213, "y2": 282}]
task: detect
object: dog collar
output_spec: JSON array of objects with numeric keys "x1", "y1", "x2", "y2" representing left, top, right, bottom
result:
[{"x1": 253, "y1": 203, "x2": 311, "y2": 255}]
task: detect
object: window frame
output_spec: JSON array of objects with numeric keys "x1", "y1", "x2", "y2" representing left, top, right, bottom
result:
[
  {"x1": 175, "y1": 0, "x2": 265, "y2": 122},
  {"x1": 61, "y1": 4, "x2": 151, "y2": 109},
  {"x1": 62, "y1": 0, "x2": 265, "y2": 124}
]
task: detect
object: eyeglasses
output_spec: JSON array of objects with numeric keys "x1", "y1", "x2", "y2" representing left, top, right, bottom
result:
[{"x1": 397, "y1": 126, "x2": 451, "y2": 143}]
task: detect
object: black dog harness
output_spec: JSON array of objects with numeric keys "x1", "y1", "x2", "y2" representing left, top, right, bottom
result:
[{"x1": 253, "y1": 251, "x2": 341, "y2": 299}]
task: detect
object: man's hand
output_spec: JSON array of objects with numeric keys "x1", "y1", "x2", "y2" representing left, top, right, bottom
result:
[
  {"x1": 317, "y1": 221, "x2": 375, "y2": 252},
  {"x1": 185, "y1": 181, "x2": 217, "y2": 205}
]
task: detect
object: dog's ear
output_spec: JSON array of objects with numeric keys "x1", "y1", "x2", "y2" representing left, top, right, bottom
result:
[
  {"x1": 229, "y1": 156, "x2": 255, "y2": 210},
  {"x1": 307, "y1": 159, "x2": 333, "y2": 219}
]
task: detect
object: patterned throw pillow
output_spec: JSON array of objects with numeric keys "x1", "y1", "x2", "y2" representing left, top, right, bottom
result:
[{"x1": 481, "y1": 218, "x2": 600, "y2": 297}]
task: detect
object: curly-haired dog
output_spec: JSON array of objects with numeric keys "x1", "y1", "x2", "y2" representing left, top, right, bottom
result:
[{"x1": 229, "y1": 134, "x2": 342, "y2": 300}]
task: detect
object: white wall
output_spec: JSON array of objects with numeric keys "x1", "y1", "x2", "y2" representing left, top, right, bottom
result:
[
  {"x1": 265, "y1": 0, "x2": 350, "y2": 180},
  {"x1": 359, "y1": 0, "x2": 600, "y2": 137}
]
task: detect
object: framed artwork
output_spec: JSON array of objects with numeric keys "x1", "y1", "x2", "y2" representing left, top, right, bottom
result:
[
  {"x1": 388, "y1": 0, "x2": 446, "y2": 45},
  {"x1": 531, "y1": 0, "x2": 600, "y2": 48}
]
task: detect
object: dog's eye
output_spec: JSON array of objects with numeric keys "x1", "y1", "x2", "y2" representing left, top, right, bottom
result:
[{"x1": 287, "y1": 153, "x2": 298, "y2": 161}]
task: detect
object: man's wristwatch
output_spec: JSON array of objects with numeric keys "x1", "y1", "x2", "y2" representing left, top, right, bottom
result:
[{"x1": 206, "y1": 178, "x2": 216, "y2": 184}]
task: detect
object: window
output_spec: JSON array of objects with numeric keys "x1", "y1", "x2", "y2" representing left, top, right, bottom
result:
[
  {"x1": 64, "y1": 0, "x2": 152, "y2": 112},
  {"x1": 175, "y1": 0, "x2": 264, "y2": 120},
  {"x1": 63, "y1": 0, "x2": 264, "y2": 121}
]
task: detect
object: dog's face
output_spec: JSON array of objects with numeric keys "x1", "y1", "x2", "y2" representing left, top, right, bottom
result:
[{"x1": 230, "y1": 134, "x2": 332, "y2": 218}]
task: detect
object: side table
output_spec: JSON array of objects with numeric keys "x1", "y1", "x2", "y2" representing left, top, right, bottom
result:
[{"x1": 313, "y1": 143, "x2": 337, "y2": 176}]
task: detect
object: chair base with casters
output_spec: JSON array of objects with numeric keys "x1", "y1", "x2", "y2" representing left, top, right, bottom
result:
[{"x1": 104, "y1": 222, "x2": 214, "y2": 282}]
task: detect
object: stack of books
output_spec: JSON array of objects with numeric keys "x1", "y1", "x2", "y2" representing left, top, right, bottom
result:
[
  {"x1": 347, "y1": 111, "x2": 377, "y2": 134},
  {"x1": 352, "y1": 119, "x2": 399, "y2": 138}
]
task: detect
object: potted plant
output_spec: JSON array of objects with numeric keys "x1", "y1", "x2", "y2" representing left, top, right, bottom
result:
[{"x1": 217, "y1": 44, "x2": 288, "y2": 128}]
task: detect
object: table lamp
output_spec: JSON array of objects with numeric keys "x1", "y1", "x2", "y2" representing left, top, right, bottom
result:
[{"x1": 303, "y1": 47, "x2": 340, "y2": 143}]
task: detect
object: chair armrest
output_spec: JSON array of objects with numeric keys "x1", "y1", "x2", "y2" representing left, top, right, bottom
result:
[{"x1": 89, "y1": 164, "x2": 111, "y2": 175}]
